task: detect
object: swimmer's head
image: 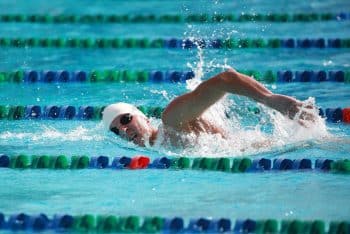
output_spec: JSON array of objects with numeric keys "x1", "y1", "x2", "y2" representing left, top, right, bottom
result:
[{"x1": 102, "y1": 102, "x2": 155, "y2": 147}]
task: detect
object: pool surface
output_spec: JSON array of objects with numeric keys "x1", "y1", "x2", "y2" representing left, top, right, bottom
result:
[{"x1": 0, "y1": 0, "x2": 350, "y2": 233}]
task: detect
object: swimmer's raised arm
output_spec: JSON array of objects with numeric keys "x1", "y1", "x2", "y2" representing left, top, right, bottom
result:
[{"x1": 162, "y1": 68, "x2": 304, "y2": 129}]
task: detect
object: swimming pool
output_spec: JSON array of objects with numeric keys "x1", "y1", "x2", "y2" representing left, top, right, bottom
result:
[{"x1": 0, "y1": 0, "x2": 350, "y2": 233}]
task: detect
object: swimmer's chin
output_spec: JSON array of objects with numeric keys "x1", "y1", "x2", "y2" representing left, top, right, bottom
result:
[
  {"x1": 132, "y1": 136, "x2": 145, "y2": 147},
  {"x1": 133, "y1": 135, "x2": 152, "y2": 148}
]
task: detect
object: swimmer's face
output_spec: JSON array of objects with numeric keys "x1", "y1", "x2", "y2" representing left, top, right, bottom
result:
[{"x1": 109, "y1": 114, "x2": 153, "y2": 147}]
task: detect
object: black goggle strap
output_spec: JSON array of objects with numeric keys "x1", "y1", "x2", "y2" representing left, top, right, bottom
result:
[{"x1": 110, "y1": 127, "x2": 119, "y2": 135}]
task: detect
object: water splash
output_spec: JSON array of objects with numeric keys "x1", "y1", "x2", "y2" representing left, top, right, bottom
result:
[
  {"x1": 150, "y1": 39, "x2": 330, "y2": 157},
  {"x1": 0, "y1": 125, "x2": 105, "y2": 143}
]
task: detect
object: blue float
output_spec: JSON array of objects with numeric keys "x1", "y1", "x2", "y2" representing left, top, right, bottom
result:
[
  {"x1": 297, "y1": 39, "x2": 312, "y2": 48},
  {"x1": 8, "y1": 213, "x2": 31, "y2": 230},
  {"x1": 243, "y1": 219, "x2": 257, "y2": 233},
  {"x1": 311, "y1": 71, "x2": 328, "y2": 82},
  {"x1": 164, "y1": 217, "x2": 184, "y2": 232},
  {"x1": 328, "y1": 39, "x2": 341, "y2": 48},
  {"x1": 234, "y1": 219, "x2": 256, "y2": 233},
  {"x1": 42, "y1": 71, "x2": 57, "y2": 82},
  {"x1": 292, "y1": 159, "x2": 312, "y2": 169},
  {"x1": 25, "y1": 105, "x2": 41, "y2": 119},
  {"x1": 183, "y1": 71, "x2": 195, "y2": 81},
  {"x1": 57, "y1": 70, "x2": 71, "y2": 82},
  {"x1": 52, "y1": 215, "x2": 74, "y2": 229},
  {"x1": 211, "y1": 39, "x2": 223, "y2": 48},
  {"x1": 182, "y1": 39, "x2": 195, "y2": 49},
  {"x1": 313, "y1": 38, "x2": 326, "y2": 48},
  {"x1": 44, "y1": 106, "x2": 60, "y2": 119},
  {"x1": 150, "y1": 71, "x2": 164, "y2": 82},
  {"x1": 89, "y1": 156, "x2": 109, "y2": 169},
  {"x1": 217, "y1": 218, "x2": 231, "y2": 232},
  {"x1": 282, "y1": 38, "x2": 295, "y2": 48},
  {"x1": 329, "y1": 71, "x2": 345, "y2": 82},
  {"x1": 166, "y1": 38, "x2": 179, "y2": 48},
  {"x1": 189, "y1": 218, "x2": 215, "y2": 232},
  {"x1": 111, "y1": 156, "x2": 131, "y2": 169},
  {"x1": 24, "y1": 70, "x2": 40, "y2": 82},
  {"x1": 295, "y1": 71, "x2": 312, "y2": 82},
  {"x1": 233, "y1": 220, "x2": 244, "y2": 232},
  {"x1": 325, "y1": 108, "x2": 343, "y2": 122},
  {"x1": 277, "y1": 71, "x2": 294, "y2": 82},
  {"x1": 315, "y1": 159, "x2": 334, "y2": 170},
  {"x1": 74, "y1": 71, "x2": 87, "y2": 82},
  {"x1": 149, "y1": 157, "x2": 171, "y2": 169},
  {"x1": 97, "y1": 156, "x2": 109, "y2": 168},
  {"x1": 31, "y1": 214, "x2": 50, "y2": 231},
  {"x1": 336, "y1": 12, "x2": 347, "y2": 20},
  {"x1": 251, "y1": 158, "x2": 271, "y2": 171},
  {"x1": 167, "y1": 71, "x2": 183, "y2": 82},
  {"x1": 59, "y1": 106, "x2": 76, "y2": 119},
  {"x1": 77, "y1": 106, "x2": 94, "y2": 120},
  {"x1": 0, "y1": 212, "x2": 4, "y2": 228},
  {"x1": 273, "y1": 158, "x2": 293, "y2": 170},
  {"x1": 194, "y1": 39, "x2": 206, "y2": 48},
  {"x1": 0, "y1": 154, "x2": 10, "y2": 167}
]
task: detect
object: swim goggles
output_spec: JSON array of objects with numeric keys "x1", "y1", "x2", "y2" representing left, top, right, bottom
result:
[{"x1": 110, "y1": 113, "x2": 133, "y2": 136}]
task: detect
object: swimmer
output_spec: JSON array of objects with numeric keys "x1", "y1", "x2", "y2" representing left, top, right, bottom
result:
[{"x1": 102, "y1": 68, "x2": 315, "y2": 147}]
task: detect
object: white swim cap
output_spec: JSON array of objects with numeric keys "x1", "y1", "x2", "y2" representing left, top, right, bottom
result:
[{"x1": 102, "y1": 102, "x2": 146, "y2": 129}]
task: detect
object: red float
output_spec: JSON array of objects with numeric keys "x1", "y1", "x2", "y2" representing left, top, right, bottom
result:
[
  {"x1": 128, "y1": 156, "x2": 150, "y2": 169},
  {"x1": 343, "y1": 108, "x2": 350, "y2": 123}
]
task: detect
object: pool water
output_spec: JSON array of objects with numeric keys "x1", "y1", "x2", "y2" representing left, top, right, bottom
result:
[{"x1": 0, "y1": 0, "x2": 350, "y2": 229}]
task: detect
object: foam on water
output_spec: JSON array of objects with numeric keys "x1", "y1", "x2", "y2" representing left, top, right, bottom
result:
[{"x1": 0, "y1": 125, "x2": 105, "y2": 143}]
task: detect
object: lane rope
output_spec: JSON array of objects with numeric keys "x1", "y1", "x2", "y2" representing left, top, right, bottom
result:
[
  {"x1": 0, "y1": 105, "x2": 349, "y2": 123},
  {"x1": 0, "y1": 37, "x2": 349, "y2": 49},
  {"x1": 0, "y1": 70, "x2": 349, "y2": 83},
  {"x1": 1, "y1": 212, "x2": 349, "y2": 233},
  {"x1": 0, "y1": 12, "x2": 349, "y2": 24},
  {"x1": 0, "y1": 212, "x2": 349, "y2": 233},
  {"x1": 0, "y1": 154, "x2": 349, "y2": 174}
]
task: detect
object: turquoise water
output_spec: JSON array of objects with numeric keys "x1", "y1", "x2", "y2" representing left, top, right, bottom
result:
[
  {"x1": 1, "y1": 0, "x2": 349, "y2": 14},
  {"x1": 0, "y1": 170, "x2": 349, "y2": 221},
  {"x1": 1, "y1": 22, "x2": 349, "y2": 38},
  {"x1": 0, "y1": 0, "x2": 350, "y2": 227}
]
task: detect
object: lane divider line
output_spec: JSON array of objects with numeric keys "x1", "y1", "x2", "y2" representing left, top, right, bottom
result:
[
  {"x1": 0, "y1": 212, "x2": 348, "y2": 233},
  {"x1": 0, "y1": 105, "x2": 349, "y2": 123},
  {"x1": 0, "y1": 12, "x2": 349, "y2": 24},
  {"x1": 0, "y1": 154, "x2": 349, "y2": 174},
  {"x1": 0, "y1": 37, "x2": 349, "y2": 49},
  {"x1": 0, "y1": 70, "x2": 349, "y2": 83}
]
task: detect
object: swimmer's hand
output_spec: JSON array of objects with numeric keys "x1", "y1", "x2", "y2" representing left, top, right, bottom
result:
[
  {"x1": 293, "y1": 103, "x2": 317, "y2": 128},
  {"x1": 266, "y1": 94, "x2": 317, "y2": 127}
]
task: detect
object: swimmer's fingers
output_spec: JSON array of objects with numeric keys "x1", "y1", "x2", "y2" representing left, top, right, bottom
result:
[
  {"x1": 303, "y1": 103, "x2": 315, "y2": 109},
  {"x1": 298, "y1": 119, "x2": 310, "y2": 128},
  {"x1": 299, "y1": 111, "x2": 316, "y2": 122},
  {"x1": 298, "y1": 112, "x2": 319, "y2": 127}
]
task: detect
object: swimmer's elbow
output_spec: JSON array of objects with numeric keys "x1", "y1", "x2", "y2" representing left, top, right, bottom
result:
[{"x1": 215, "y1": 70, "x2": 240, "y2": 91}]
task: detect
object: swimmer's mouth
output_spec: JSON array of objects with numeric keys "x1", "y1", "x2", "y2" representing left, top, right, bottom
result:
[{"x1": 131, "y1": 134, "x2": 137, "y2": 142}]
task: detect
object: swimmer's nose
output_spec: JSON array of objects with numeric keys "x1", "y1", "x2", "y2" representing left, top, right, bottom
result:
[
  {"x1": 117, "y1": 126, "x2": 130, "y2": 138},
  {"x1": 125, "y1": 128, "x2": 137, "y2": 140},
  {"x1": 119, "y1": 125, "x2": 129, "y2": 133}
]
